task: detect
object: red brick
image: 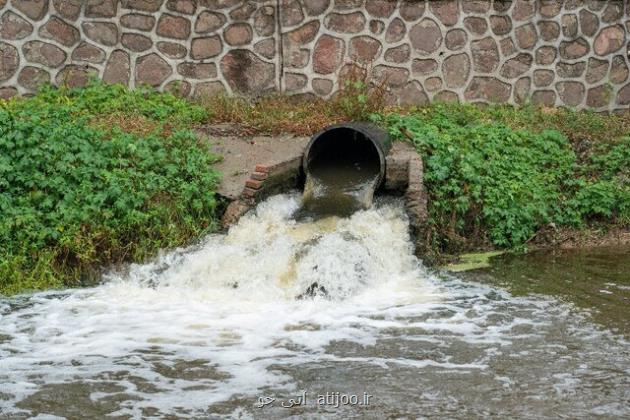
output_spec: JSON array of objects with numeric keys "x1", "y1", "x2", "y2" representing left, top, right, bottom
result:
[
  {"x1": 255, "y1": 164, "x2": 271, "y2": 173},
  {"x1": 251, "y1": 171, "x2": 268, "y2": 181},
  {"x1": 242, "y1": 187, "x2": 259, "y2": 198},
  {"x1": 246, "y1": 179, "x2": 264, "y2": 189}
]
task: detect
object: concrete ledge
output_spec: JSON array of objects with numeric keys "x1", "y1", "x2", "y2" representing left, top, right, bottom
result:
[
  {"x1": 385, "y1": 141, "x2": 429, "y2": 250},
  {"x1": 198, "y1": 129, "x2": 310, "y2": 201}
]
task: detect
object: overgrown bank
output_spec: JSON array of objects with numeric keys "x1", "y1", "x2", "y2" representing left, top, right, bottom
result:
[
  {"x1": 1, "y1": 81, "x2": 628, "y2": 294},
  {"x1": 375, "y1": 105, "x2": 629, "y2": 258},
  {"x1": 203, "y1": 93, "x2": 630, "y2": 259},
  {"x1": 0, "y1": 83, "x2": 220, "y2": 295}
]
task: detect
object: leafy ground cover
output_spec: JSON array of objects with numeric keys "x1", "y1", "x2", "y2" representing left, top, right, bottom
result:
[
  {"x1": 0, "y1": 82, "x2": 220, "y2": 295},
  {"x1": 2, "y1": 77, "x2": 628, "y2": 293},
  {"x1": 374, "y1": 104, "x2": 630, "y2": 254}
]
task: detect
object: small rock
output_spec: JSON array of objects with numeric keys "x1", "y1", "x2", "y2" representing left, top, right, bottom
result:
[
  {"x1": 515, "y1": 23, "x2": 537, "y2": 49},
  {"x1": 39, "y1": 16, "x2": 80, "y2": 47},
  {"x1": 409, "y1": 18, "x2": 442, "y2": 54},
  {"x1": 157, "y1": 41, "x2": 187, "y2": 59},
  {"x1": 157, "y1": 14, "x2": 191, "y2": 40},
  {"x1": 531, "y1": 90, "x2": 556, "y2": 106},
  {"x1": 594, "y1": 25, "x2": 625, "y2": 56},
  {"x1": 0, "y1": 42, "x2": 19, "y2": 82},
  {"x1": 586, "y1": 85, "x2": 612, "y2": 108},
  {"x1": 534, "y1": 69, "x2": 554, "y2": 87},
  {"x1": 538, "y1": 20, "x2": 559, "y2": 42},
  {"x1": 72, "y1": 41, "x2": 106, "y2": 63},
  {"x1": 489, "y1": 15, "x2": 511, "y2": 36},
  {"x1": 535, "y1": 46, "x2": 557, "y2": 65},
  {"x1": 442, "y1": 53, "x2": 470, "y2": 88},
  {"x1": 579, "y1": 9, "x2": 599, "y2": 37},
  {"x1": 585, "y1": 58, "x2": 609, "y2": 84},
  {"x1": 412, "y1": 59, "x2": 438, "y2": 76},
  {"x1": 0, "y1": 11, "x2": 33, "y2": 40},
  {"x1": 464, "y1": 77, "x2": 511, "y2": 103},
  {"x1": 135, "y1": 53, "x2": 172, "y2": 87},
  {"x1": 349, "y1": 35, "x2": 381, "y2": 63},
  {"x1": 121, "y1": 13, "x2": 156, "y2": 31},
  {"x1": 313, "y1": 34, "x2": 344, "y2": 74},
  {"x1": 195, "y1": 11, "x2": 226, "y2": 33},
  {"x1": 23, "y1": 40, "x2": 66, "y2": 67},
  {"x1": 429, "y1": 0, "x2": 459, "y2": 26},
  {"x1": 103, "y1": 49, "x2": 131, "y2": 85},
  {"x1": 121, "y1": 33, "x2": 153, "y2": 52},
  {"x1": 82, "y1": 22, "x2": 119, "y2": 46},
  {"x1": 560, "y1": 38, "x2": 590, "y2": 59},
  {"x1": 12, "y1": 0, "x2": 48, "y2": 20},
  {"x1": 312, "y1": 78, "x2": 333, "y2": 95},
  {"x1": 324, "y1": 12, "x2": 365, "y2": 33},
  {"x1": 385, "y1": 17, "x2": 406, "y2": 43},
  {"x1": 384, "y1": 44, "x2": 410, "y2": 64},
  {"x1": 56, "y1": 65, "x2": 97, "y2": 88},
  {"x1": 556, "y1": 81, "x2": 585, "y2": 106},
  {"x1": 471, "y1": 37, "x2": 499, "y2": 72},
  {"x1": 221, "y1": 50, "x2": 276, "y2": 94},
  {"x1": 445, "y1": 29, "x2": 467, "y2": 51},
  {"x1": 18, "y1": 66, "x2": 49, "y2": 90},
  {"x1": 224, "y1": 23, "x2": 253, "y2": 46}
]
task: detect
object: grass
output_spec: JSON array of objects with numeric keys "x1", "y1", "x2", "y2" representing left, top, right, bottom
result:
[
  {"x1": 0, "y1": 81, "x2": 220, "y2": 295},
  {"x1": 198, "y1": 63, "x2": 387, "y2": 136},
  {"x1": 200, "y1": 90, "x2": 630, "y2": 144}
]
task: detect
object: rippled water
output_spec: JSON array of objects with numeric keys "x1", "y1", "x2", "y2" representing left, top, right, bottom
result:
[
  {"x1": 0, "y1": 194, "x2": 628, "y2": 419},
  {"x1": 464, "y1": 246, "x2": 630, "y2": 337}
]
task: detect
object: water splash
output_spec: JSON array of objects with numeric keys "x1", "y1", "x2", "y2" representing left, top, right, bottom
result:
[{"x1": 0, "y1": 194, "x2": 628, "y2": 419}]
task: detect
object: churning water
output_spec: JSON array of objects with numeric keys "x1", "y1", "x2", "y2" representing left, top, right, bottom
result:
[
  {"x1": 300, "y1": 141, "x2": 381, "y2": 219},
  {"x1": 1, "y1": 194, "x2": 629, "y2": 418}
]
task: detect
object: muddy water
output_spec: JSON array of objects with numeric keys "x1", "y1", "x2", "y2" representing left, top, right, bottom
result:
[
  {"x1": 464, "y1": 246, "x2": 630, "y2": 336},
  {"x1": 0, "y1": 194, "x2": 629, "y2": 419},
  {"x1": 300, "y1": 152, "x2": 380, "y2": 219}
]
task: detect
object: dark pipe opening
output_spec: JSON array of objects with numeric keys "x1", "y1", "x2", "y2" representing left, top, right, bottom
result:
[
  {"x1": 299, "y1": 123, "x2": 391, "y2": 218},
  {"x1": 303, "y1": 123, "x2": 391, "y2": 189}
]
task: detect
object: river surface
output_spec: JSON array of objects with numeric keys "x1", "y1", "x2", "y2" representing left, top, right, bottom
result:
[{"x1": 0, "y1": 194, "x2": 629, "y2": 419}]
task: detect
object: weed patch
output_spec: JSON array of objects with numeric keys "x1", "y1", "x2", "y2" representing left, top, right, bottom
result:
[
  {"x1": 0, "y1": 82, "x2": 219, "y2": 295},
  {"x1": 199, "y1": 63, "x2": 388, "y2": 136},
  {"x1": 374, "y1": 103, "x2": 630, "y2": 253}
]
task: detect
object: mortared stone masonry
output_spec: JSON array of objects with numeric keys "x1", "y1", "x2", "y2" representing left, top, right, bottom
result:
[{"x1": 1, "y1": 0, "x2": 629, "y2": 110}]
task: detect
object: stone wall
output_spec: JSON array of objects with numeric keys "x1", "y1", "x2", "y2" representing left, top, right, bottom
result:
[{"x1": 1, "y1": 0, "x2": 629, "y2": 110}]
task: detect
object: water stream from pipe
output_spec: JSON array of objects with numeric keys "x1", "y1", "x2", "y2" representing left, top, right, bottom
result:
[
  {"x1": 299, "y1": 137, "x2": 381, "y2": 219},
  {"x1": 0, "y1": 194, "x2": 628, "y2": 418}
]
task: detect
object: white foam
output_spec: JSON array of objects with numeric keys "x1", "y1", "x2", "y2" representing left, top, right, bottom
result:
[
  {"x1": 0, "y1": 193, "x2": 628, "y2": 418},
  {"x1": 0, "y1": 194, "x2": 441, "y2": 413}
]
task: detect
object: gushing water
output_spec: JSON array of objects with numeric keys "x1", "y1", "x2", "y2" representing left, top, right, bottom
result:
[
  {"x1": 300, "y1": 144, "x2": 381, "y2": 219},
  {"x1": 0, "y1": 194, "x2": 628, "y2": 419}
]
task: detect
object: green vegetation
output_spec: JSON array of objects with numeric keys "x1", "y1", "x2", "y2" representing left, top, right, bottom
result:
[
  {"x1": 199, "y1": 64, "x2": 386, "y2": 136},
  {"x1": 443, "y1": 251, "x2": 505, "y2": 272},
  {"x1": 202, "y1": 83, "x2": 628, "y2": 256},
  {"x1": 0, "y1": 82, "x2": 219, "y2": 295},
  {"x1": 1, "y1": 78, "x2": 628, "y2": 293},
  {"x1": 374, "y1": 104, "x2": 630, "y2": 254}
]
